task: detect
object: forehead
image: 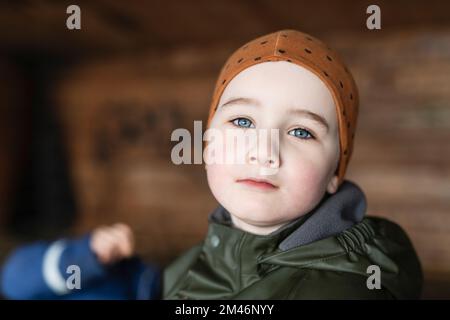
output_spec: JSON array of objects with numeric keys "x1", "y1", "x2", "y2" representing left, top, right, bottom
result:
[{"x1": 218, "y1": 61, "x2": 337, "y2": 124}]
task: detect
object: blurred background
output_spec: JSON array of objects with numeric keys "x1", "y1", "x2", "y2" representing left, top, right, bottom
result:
[{"x1": 0, "y1": 0, "x2": 449, "y2": 298}]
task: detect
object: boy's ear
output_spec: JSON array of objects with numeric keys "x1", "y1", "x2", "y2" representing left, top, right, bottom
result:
[{"x1": 326, "y1": 175, "x2": 339, "y2": 194}]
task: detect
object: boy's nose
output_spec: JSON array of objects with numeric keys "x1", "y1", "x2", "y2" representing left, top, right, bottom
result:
[
  {"x1": 248, "y1": 155, "x2": 278, "y2": 167},
  {"x1": 246, "y1": 134, "x2": 280, "y2": 168}
]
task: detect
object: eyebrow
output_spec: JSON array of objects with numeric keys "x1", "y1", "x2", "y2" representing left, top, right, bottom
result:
[
  {"x1": 220, "y1": 97, "x2": 261, "y2": 108},
  {"x1": 220, "y1": 97, "x2": 329, "y2": 132},
  {"x1": 287, "y1": 108, "x2": 329, "y2": 132}
]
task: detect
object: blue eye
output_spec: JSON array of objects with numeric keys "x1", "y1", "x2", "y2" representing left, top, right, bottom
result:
[
  {"x1": 288, "y1": 128, "x2": 314, "y2": 140},
  {"x1": 232, "y1": 117, "x2": 255, "y2": 128}
]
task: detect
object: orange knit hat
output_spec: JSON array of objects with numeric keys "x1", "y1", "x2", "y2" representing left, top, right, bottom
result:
[{"x1": 206, "y1": 29, "x2": 359, "y2": 187}]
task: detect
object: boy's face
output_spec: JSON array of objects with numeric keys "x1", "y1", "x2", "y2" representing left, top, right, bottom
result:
[{"x1": 205, "y1": 61, "x2": 340, "y2": 235}]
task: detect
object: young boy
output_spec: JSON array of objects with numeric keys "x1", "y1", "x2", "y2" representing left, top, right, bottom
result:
[
  {"x1": 1, "y1": 223, "x2": 161, "y2": 299},
  {"x1": 163, "y1": 29, "x2": 423, "y2": 299}
]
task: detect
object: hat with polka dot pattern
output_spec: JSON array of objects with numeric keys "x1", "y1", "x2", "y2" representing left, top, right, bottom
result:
[{"x1": 206, "y1": 29, "x2": 359, "y2": 187}]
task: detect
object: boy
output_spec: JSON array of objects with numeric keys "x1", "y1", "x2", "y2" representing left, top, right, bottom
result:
[
  {"x1": 163, "y1": 29, "x2": 423, "y2": 299},
  {"x1": 1, "y1": 223, "x2": 161, "y2": 299}
]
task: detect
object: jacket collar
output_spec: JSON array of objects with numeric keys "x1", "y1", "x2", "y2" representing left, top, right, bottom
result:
[
  {"x1": 186, "y1": 180, "x2": 367, "y2": 296},
  {"x1": 207, "y1": 179, "x2": 366, "y2": 253}
]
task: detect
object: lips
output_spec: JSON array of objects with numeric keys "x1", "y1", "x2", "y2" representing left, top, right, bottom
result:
[{"x1": 236, "y1": 178, "x2": 278, "y2": 190}]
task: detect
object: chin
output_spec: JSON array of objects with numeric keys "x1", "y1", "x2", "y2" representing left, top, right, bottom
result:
[
  {"x1": 228, "y1": 202, "x2": 281, "y2": 224},
  {"x1": 234, "y1": 214, "x2": 281, "y2": 227}
]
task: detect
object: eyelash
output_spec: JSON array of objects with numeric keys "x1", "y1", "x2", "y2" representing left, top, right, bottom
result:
[
  {"x1": 231, "y1": 117, "x2": 255, "y2": 129},
  {"x1": 229, "y1": 117, "x2": 315, "y2": 140}
]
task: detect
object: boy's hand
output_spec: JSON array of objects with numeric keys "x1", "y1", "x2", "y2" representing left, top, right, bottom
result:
[{"x1": 90, "y1": 223, "x2": 135, "y2": 265}]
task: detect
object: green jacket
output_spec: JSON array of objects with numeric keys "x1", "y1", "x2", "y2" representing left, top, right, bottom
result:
[{"x1": 163, "y1": 181, "x2": 423, "y2": 299}]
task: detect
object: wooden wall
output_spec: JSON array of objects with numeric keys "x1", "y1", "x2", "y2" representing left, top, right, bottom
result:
[
  {"x1": 341, "y1": 30, "x2": 450, "y2": 298},
  {"x1": 52, "y1": 27, "x2": 450, "y2": 298},
  {"x1": 0, "y1": 0, "x2": 449, "y2": 298},
  {"x1": 54, "y1": 50, "x2": 222, "y2": 264}
]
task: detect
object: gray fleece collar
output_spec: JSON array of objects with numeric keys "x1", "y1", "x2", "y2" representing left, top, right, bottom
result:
[
  {"x1": 209, "y1": 180, "x2": 367, "y2": 251},
  {"x1": 278, "y1": 180, "x2": 366, "y2": 251}
]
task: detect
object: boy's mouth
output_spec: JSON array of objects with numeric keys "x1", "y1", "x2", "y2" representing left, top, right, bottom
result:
[{"x1": 236, "y1": 178, "x2": 278, "y2": 190}]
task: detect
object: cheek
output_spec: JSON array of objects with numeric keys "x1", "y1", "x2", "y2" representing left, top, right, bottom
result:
[
  {"x1": 281, "y1": 152, "x2": 331, "y2": 210},
  {"x1": 206, "y1": 163, "x2": 233, "y2": 201}
]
